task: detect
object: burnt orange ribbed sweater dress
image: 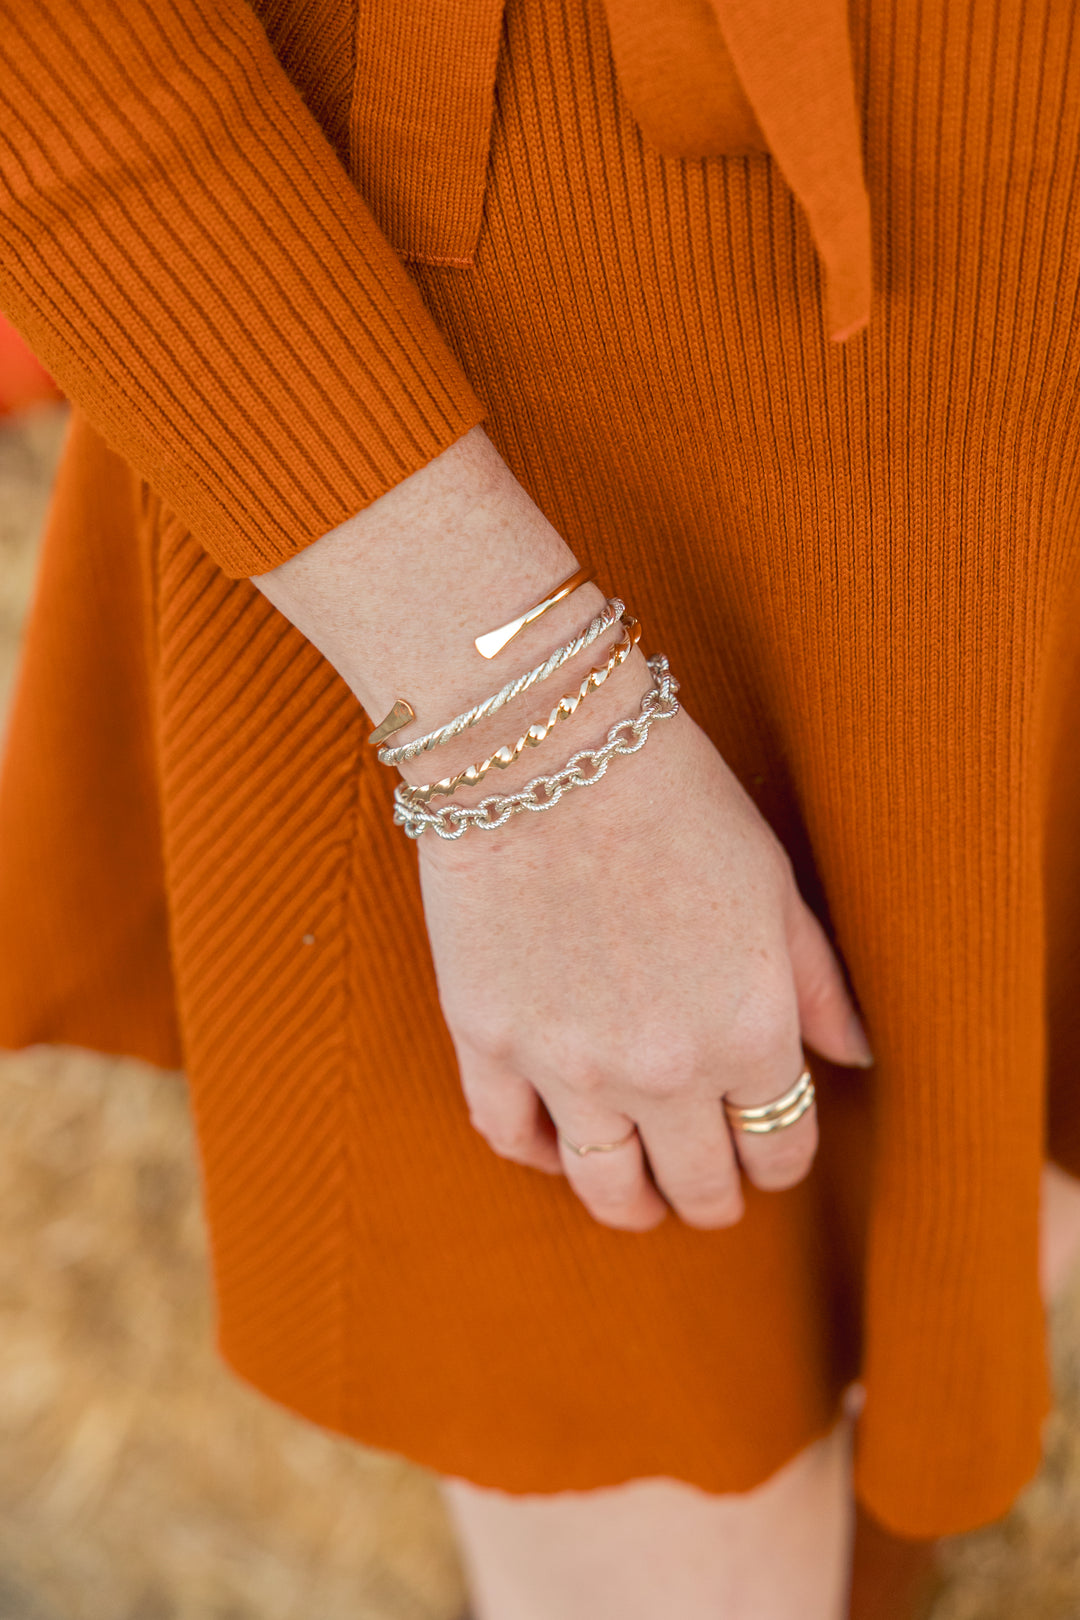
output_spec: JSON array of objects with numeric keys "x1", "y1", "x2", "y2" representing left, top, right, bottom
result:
[{"x1": 2, "y1": 0, "x2": 1080, "y2": 1542}]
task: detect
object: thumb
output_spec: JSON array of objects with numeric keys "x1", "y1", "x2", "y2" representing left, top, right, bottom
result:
[{"x1": 784, "y1": 893, "x2": 874, "y2": 1068}]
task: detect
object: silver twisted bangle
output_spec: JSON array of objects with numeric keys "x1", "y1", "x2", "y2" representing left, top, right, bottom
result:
[
  {"x1": 396, "y1": 615, "x2": 642, "y2": 807},
  {"x1": 377, "y1": 598, "x2": 624, "y2": 766},
  {"x1": 393, "y1": 655, "x2": 680, "y2": 840}
]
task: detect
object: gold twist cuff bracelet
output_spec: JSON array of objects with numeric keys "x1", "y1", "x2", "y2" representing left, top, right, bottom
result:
[{"x1": 393, "y1": 654, "x2": 680, "y2": 841}]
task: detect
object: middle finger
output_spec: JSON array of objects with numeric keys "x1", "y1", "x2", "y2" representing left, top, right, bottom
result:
[{"x1": 633, "y1": 1097, "x2": 745, "y2": 1228}]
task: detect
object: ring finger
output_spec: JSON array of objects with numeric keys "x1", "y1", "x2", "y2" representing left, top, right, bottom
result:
[{"x1": 722, "y1": 1054, "x2": 819, "y2": 1191}]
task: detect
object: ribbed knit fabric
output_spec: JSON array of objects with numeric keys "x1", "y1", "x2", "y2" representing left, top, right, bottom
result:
[
  {"x1": 3, "y1": 0, "x2": 1080, "y2": 1543},
  {"x1": 0, "y1": 0, "x2": 487, "y2": 574},
  {"x1": 600, "y1": 0, "x2": 874, "y2": 339}
]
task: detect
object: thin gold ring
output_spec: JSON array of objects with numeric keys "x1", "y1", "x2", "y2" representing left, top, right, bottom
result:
[
  {"x1": 558, "y1": 1125, "x2": 637, "y2": 1157},
  {"x1": 723, "y1": 1066, "x2": 815, "y2": 1136}
]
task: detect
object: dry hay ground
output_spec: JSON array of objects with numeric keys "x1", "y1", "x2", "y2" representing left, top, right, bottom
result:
[
  {"x1": 1, "y1": 410, "x2": 1079, "y2": 1619},
  {"x1": 0, "y1": 1049, "x2": 464, "y2": 1620}
]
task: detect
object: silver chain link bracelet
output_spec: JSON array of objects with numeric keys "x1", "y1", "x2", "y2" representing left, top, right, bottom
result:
[{"x1": 393, "y1": 655, "x2": 680, "y2": 840}]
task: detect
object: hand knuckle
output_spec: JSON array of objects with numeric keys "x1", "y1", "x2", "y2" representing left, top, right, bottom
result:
[
  {"x1": 455, "y1": 1017, "x2": 517, "y2": 1067},
  {"x1": 560, "y1": 1061, "x2": 608, "y2": 1099},
  {"x1": 726, "y1": 997, "x2": 794, "y2": 1066},
  {"x1": 634, "y1": 1067, "x2": 686, "y2": 1103},
  {"x1": 632, "y1": 1038, "x2": 700, "y2": 1099}
]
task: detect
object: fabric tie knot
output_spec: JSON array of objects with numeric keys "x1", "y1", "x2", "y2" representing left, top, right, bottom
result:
[{"x1": 601, "y1": 0, "x2": 873, "y2": 341}]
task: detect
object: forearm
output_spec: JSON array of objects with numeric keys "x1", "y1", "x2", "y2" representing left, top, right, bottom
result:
[{"x1": 252, "y1": 425, "x2": 651, "y2": 799}]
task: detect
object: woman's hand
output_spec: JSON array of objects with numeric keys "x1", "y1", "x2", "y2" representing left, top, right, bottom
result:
[
  {"x1": 418, "y1": 674, "x2": 874, "y2": 1233},
  {"x1": 253, "y1": 424, "x2": 872, "y2": 1231}
]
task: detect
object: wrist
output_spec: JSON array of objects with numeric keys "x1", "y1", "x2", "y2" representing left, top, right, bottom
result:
[
  {"x1": 412, "y1": 646, "x2": 678, "y2": 864},
  {"x1": 255, "y1": 425, "x2": 587, "y2": 723},
  {"x1": 249, "y1": 424, "x2": 666, "y2": 837},
  {"x1": 373, "y1": 576, "x2": 614, "y2": 770},
  {"x1": 390, "y1": 603, "x2": 643, "y2": 789}
]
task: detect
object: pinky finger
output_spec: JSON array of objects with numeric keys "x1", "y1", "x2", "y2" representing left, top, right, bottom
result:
[{"x1": 456, "y1": 1049, "x2": 563, "y2": 1175}]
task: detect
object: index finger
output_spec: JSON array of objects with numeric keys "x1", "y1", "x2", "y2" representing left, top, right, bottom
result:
[{"x1": 553, "y1": 1103, "x2": 667, "y2": 1232}]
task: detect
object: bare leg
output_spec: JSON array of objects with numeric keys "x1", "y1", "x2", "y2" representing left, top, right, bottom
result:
[
  {"x1": 442, "y1": 1421, "x2": 853, "y2": 1620},
  {"x1": 1040, "y1": 1160, "x2": 1080, "y2": 1302},
  {"x1": 442, "y1": 1161, "x2": 1080, "y2": 1620}
]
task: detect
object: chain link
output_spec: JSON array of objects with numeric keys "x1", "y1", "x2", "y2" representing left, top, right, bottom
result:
[{"x1": 393, "y1": 655, "x2": 680, "y2": 840}]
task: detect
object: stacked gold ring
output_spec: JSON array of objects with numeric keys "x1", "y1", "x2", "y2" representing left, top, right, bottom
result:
[{"x1": 723, "y1": 1066, "x2": 815, "y2": 1135}]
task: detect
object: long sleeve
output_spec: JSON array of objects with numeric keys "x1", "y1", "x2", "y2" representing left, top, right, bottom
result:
[{"x1": 0, "y1": 0, "x2": 488, "y2": 576}]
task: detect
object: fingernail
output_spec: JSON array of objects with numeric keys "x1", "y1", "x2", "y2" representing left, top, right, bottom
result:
[{"x1": 848, "y1": 1014, "x2": 875, "y2": 1067}]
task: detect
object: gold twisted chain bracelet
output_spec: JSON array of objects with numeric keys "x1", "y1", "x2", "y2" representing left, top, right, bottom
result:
[{"x1": 397, "y1": 615, "x2": 642, "y2": 807}]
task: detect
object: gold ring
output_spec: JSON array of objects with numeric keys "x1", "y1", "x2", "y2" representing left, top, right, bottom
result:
[
  {"x1": 723, "y1": 1066, "x2": 815, "y2": 1136},
  {"x1": 558, "y1": 1125, "x2": 637, "y2": 1157}
]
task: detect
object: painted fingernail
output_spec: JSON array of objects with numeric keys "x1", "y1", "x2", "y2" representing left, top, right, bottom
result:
[{"x1": 849, "y1": 1014, "x2": 875, "y2": 1067}]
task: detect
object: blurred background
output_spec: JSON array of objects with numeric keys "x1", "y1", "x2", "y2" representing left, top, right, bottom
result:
[{"x1": 1, "y1": 316, "x2": 1080, "y2": 1619}]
